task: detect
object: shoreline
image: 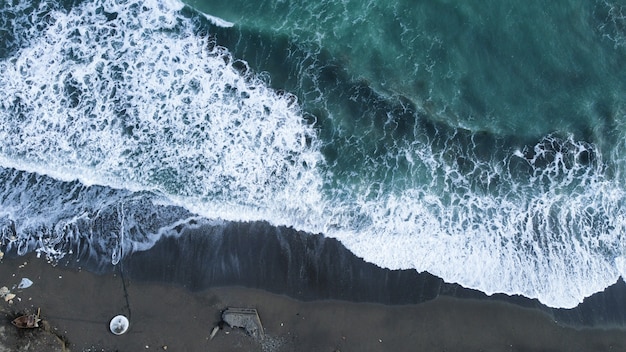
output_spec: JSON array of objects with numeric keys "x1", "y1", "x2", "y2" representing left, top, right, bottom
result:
[
  {"x1": 1, "y1": 254, "x2": 626, "y2": 351},
  {"x1": 123, "y1": 221, "x2": 626, "y2": 328},
  {"x1": 5, "y1": 220, "x2": 626, "y2": 330}
]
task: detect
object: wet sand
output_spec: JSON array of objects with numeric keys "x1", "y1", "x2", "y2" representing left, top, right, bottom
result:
[{"x1": 1, "y1": 254, "x2": 626, "y2": 351}]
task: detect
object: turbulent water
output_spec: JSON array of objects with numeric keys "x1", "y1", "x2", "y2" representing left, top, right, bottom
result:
[{"x1": 1, "y1": 0, "x2": 626, "y2": 309}]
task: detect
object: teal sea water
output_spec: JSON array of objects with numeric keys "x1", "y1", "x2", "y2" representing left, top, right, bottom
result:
[{"x1": 0, "y1": 0, "x2": 625, "y2": 308}]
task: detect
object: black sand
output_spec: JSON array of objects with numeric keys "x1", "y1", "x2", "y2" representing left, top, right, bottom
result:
[{"x1": 1, "y1": 253, "x2": 626, "y2": 352}]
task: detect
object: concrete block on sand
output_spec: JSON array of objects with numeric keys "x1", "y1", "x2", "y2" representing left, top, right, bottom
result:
[{"x1": 222, "y1": 307, "x2": 264, "y2": 339}]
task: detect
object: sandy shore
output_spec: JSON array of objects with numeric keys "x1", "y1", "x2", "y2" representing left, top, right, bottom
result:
[{"x1": 0, "y1": 254, "x2": 625, "y2": 351}]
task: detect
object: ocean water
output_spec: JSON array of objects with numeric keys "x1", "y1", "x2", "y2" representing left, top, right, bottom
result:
[{"x1": 0, "y1": 0, "x2": 625, "y2": 309}]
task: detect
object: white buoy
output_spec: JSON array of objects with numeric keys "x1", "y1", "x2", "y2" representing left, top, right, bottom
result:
[{"x1": 109, "y1": 315, "x2": 129, "y2": 335}]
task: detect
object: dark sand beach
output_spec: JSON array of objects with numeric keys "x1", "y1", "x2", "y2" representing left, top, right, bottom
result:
[{"x1": 1, "y1": 252, "x2": 626, "y2": 352}]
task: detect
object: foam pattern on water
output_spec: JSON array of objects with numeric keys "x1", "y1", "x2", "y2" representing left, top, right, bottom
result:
[
  {"x1": 0, "y1": 167, "x2": 199, "y2": 264},
  {"x1": 597, "y1": 0, "x2": 626, "y2": 48},
  {"x1": 1, "y1": 0, "x2": 626, "y2": 309},
  {"x1": 0, "y1": 0, "x2": 324, "y2": 226},
  {"x1": 328, "y1": 133, "x2": 626, "y2": 308},
  {"x1": 187, "y1": 0, "x2": 626, "y2": 139}
]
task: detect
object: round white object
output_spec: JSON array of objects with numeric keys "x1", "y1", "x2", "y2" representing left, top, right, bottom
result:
[{"x1": 109, "y1": 315, "x2": 129, "y2": 335}]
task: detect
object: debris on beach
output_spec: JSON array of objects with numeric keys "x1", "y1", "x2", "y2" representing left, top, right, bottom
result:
[
  {"x1": 2, "y1": 308, "x2": 68, "y2": 351},
  {"x1": 209, "y1": 325, "x2": 219, "y2": 340},
  {"x1": 12, "y1": 308, "x2": 41, "y2": 329},
  {"x1": 12, "y1": 312, "x2": 41, "y2": 329},
  {"x1": 0, "y1": 250, "x2": 4, "y2": 260},
  {"x1": 18, "y1": 278, "x2": 34, "y2": 289},
  {"x1": 221, "y1": 307, "x2": 264, "y2": 339},
  {"x1": 0, "y1": 286, "x2": 16, "y2": 303}
]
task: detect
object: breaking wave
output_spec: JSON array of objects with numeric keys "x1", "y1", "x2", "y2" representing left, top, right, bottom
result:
[{"x1": 0, "y1": 0, "x2": 625, "y2": 309}]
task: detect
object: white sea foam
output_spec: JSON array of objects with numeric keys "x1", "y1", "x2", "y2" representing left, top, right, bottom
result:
[
  {"x1": 202, "y1": 13, "x2": 235, "y2": 28},
  {"x1": 328, "y1": 135, "x2": 626, "y2": 308},
  {"x1": 0, "y1": 166, "x2": 203, "y2": 264},
  {"x1": 598, "y1": 0, "x2": 626, "y2": 48},
  {"x1": 0, "y1": 0, "x2": 325, "y2": 228},
  {"x1": 1, "y1": 0, "x2": 625, "y2": 309}
]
